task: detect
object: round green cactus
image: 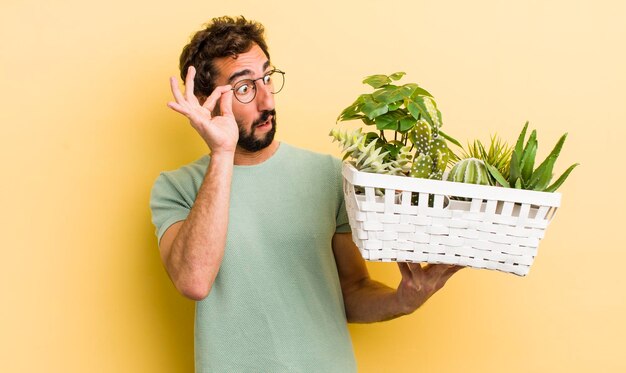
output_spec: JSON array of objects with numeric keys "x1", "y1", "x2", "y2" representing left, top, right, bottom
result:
[{"x1": 446, "y1": 158, "x2": 490, "y2": 185}]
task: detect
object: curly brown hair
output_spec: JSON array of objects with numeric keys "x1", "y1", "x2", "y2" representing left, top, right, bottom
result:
[{"x1": 179, "y1": 16, "x2": 270, "y2": 99}]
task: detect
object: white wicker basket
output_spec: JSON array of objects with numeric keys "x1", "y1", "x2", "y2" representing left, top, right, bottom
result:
[{"x1": 342, "y1": 162, "x2": 561, "y2": 276}]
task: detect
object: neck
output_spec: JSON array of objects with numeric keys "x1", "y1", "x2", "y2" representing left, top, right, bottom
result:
[{"x1": 232, "y1": 140, "x2": 280, "y2": 166}]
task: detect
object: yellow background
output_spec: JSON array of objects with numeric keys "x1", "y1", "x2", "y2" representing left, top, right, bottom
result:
[{"x1": 2, "y1": 0, "x2": 624, "y2": 371}]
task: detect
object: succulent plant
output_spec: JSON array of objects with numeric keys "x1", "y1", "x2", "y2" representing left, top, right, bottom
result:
[
  {"x1": 329, "y1": 127, "x2": 412, "y2": 175},
  {"x1": 483, "y1": 122, "x2": 579, "y2": 192}
]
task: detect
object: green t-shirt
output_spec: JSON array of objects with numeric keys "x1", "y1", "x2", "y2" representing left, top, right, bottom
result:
[{"x1": 150, "y1": 143, "x2": 356, "y2": 372}]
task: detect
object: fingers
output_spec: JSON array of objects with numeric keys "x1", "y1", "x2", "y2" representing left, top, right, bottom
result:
[
  {"x1": 405, "y1": 262, "x2": 463, "y2": 281},
  {"x1": 184, "y1": 66, "x2": 200, "y2": 105},
  {"x1": 169, "y1": 76, "x2": 186, "y2": 106},
  {"x1": 397, "y1": 262, "x2": 413, "y2": 280},
  {"x1": 202, "y1": 85, "x2": 233, "y2": 113},
  {"x1": 166, "y1": 101, "x2": 186, "y2": 115}
]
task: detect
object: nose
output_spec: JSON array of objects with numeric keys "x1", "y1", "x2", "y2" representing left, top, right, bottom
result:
[{"x1": 254, "y1": 81, "x2": 274, "y2": 111}]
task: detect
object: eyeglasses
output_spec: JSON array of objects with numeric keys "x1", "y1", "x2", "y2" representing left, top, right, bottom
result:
[{"x1": 230, "y1": 68, "x2": 285, "y2": 104}]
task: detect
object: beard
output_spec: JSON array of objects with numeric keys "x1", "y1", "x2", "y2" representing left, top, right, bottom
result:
[{"x1": 237, "y1": 109, "x2": 277, "y2": 152}]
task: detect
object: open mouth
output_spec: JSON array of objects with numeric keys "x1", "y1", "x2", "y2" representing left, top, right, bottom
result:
[{"x1": 256, "y1": 115, "x2": 272, "y2": 129}]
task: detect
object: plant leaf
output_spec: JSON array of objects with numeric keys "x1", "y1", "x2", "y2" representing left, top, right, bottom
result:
[
  {"x1": 531, "y1": 162, "x2": 554, "y2": 191},
  {"x1": 364, "y1": 131, "x2": 380, "y2": 144},
  {"x1": 388, "y1": 101, "x2": 403, "y2": 111},
  {"x1": 410, "y1": 86, "x2": 434, "y2": 98},
  {"x1": 389, "y1": 72, "x2": 406, "y2": 81},
  {"x1": 363, "y1": 74, "x2": 391, "y2": 88},
  {"x1": 406, "y1": 100, "x2": 421, "y2": 120},
  {"x1": 398, "y1": 115, "x2": 417, "y2": 132},
  {"x1": 372, "y1": 85, "x2": 414, "y2": 105},
  {"x1": 528, "y1": 133, "x2": 568, "y2": 188},
  {"x1": 336, "y1": 95, "x2": 367, "y2": 122},
  {"x1": 544, "y1": 163, "x2": 580, "y2": 192},
  {"x1": 374, "y1": 110, "x2": 405, "y2": 131},
  {"x1": 509, "y1": 151, "x2": 521, "y2": 185},
  {"x1": 484, "y1": 162, "x2": 510, "y2": 187},
  {"x1": 514, "y1": 121, "x2": 529, "y2": 157},
  {"x1": 361, "y1": 116, "x2": 375, "y2": 126},
  {"x1": 438, "y1": 130, "x2": 462, "y2": 148},
  {"x1": 520, "y1": 130, "x2": 537, "y2": 182},
  {"x1": 411, "y1": 96, "x2": 441, "y2": 129},
  {"x1": 360, "y1": 95, "x2": 389, "y2": 120},
  {"x1": 383, "y1": 142, "x2": 402, "y2": 159}
]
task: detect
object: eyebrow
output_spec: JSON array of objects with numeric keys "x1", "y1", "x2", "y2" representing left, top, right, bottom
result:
[{"x1": 227, "y1": 60, "x2": 271, "y2": 84}]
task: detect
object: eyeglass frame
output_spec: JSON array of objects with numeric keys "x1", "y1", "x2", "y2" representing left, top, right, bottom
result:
[{"x1": 229, "y1": 68, "x2": 286, "y2": 104}]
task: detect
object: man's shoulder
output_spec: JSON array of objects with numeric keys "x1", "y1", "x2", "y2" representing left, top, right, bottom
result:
[
  {"x1": 281, "y1": 142, "x2": 342, "y2": 169},
  {"x1": 154, "y1": 154, "x2": 210, "y2": 192}
]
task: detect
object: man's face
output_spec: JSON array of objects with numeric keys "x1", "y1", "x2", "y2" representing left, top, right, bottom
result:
[{"x1": 212, "y1": 44, "x2": 277, "y2": 152}]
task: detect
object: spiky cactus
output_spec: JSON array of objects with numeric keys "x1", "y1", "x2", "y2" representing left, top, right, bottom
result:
[{"x1": 408, "y1": 119, "x2": 450, "y2": 180}]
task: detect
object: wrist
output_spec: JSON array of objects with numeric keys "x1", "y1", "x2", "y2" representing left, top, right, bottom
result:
[
  {"x1": 210, "y1": 150, "x2": 235, "y2": 161},
  {"x1": 395, "y1": 285, "x2": 423, "y2": 315}
]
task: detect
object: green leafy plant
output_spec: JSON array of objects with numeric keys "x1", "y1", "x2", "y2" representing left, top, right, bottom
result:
[
  {"x1": 481, "y1": 122, "x2": 579, "y2": 192},
  {"x1": 330, "y1": 72, "x2": 460, "y2": 180}
]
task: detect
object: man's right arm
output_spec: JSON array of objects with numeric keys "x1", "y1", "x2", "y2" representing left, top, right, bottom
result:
[
  {"x1": 159, "y1": 151, "x2": 234, "y2": 300},
  {"x1": 160, "y1": 66, "x2": 238, "y2": 300}
]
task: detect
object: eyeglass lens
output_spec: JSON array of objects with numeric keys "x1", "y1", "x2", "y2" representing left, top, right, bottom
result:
[{"x1": 232, "y1": 70, "x2": 285, "y2": 104}]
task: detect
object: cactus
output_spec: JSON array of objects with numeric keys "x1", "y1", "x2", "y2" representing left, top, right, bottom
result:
[
  {"x1": 446, "y1": 158, "x2": 490, "y2": 185},
  {"x1": 408, "y1": 119, "x2": 450, "y2": 180}
]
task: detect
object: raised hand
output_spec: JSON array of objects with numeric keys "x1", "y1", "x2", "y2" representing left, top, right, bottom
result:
[{"x1": 167, "y1": 66, "x2": 239, "y2": 154}]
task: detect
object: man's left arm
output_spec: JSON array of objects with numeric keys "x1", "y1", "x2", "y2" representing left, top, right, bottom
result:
[{"x1": 332, "y1": 232, "x2": 463, "y2": 323}]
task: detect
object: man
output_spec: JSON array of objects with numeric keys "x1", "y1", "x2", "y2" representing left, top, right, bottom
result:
[{"x1": 150, "y1": 16, "x2": 462, "y2": 372}]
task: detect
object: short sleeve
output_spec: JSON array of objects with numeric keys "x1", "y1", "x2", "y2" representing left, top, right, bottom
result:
[
  {"x1": 333, "y1": 157, "x2": 351, "y2": 233},
  {"x1": 149, "y1": 172, "x2": 192, "y2": 245}
]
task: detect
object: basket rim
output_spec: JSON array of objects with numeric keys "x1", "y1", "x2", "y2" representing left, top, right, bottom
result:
[{"x1": 342, "y1": 162, "x2": 561, "y2": 207}]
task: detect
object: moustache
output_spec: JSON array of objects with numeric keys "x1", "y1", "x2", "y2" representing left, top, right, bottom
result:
[{"x1": 253, "y1": 110, "x2": 276, "y2": 128}]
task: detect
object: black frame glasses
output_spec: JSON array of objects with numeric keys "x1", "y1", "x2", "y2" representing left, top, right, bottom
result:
[{"x1": 230, "y1": 68, "x2": 285, "y2": 104}]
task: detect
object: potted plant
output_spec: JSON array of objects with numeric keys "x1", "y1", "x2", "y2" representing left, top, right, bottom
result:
[{"x1": 330, "y1": 73, "x2": 578, "y2": 276}]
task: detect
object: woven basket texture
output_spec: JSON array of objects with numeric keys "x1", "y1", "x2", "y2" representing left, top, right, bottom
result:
[{"x1": 342, "y1": 163, "x2": 561, "y2": 276}]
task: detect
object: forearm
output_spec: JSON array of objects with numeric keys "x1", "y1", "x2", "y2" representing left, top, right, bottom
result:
[
  {"x1": 343, "y1": 279, "x2": 413, "y2": 323},
  {"x1": 167, "y1": 151, "x2": 234, "y2": 299}
]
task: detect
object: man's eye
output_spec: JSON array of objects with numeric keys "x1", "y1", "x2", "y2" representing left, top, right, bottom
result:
[
  {"x1": 263, "y1": 74, "x2": 272, "y2": 84},
  {"x1": 236, "y1": 84, "x2": 251, "y2": 95}
]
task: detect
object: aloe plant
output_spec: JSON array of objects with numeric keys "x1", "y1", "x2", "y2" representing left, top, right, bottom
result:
[{"x1": 482, "y1": 122, "x2": 579, "y2": 192}]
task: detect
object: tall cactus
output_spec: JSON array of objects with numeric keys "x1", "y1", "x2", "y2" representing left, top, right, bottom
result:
[{"x1": 408, "y1": 119, "x2": 450, "y2": 180}]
